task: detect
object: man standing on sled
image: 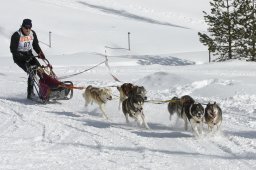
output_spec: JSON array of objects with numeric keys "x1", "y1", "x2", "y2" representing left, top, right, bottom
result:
[{"x1": 10, "y1": 19, "x2": 46, "y2": 99}]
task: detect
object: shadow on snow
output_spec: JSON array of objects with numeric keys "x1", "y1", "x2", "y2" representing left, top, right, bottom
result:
[{"x1": 78, "y1": 1, "x2": 188, "y2": 29}]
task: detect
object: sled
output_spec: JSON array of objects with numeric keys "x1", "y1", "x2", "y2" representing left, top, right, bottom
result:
[{"x1": 26, "y1": 58, "x2": 73, "y2": 103}]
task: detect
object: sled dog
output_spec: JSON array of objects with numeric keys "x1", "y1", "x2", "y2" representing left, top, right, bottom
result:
[
  {"x1": 167, "y1": 96, "x2": 182, "y2": 119},
  {"x1": 117, "y1": 83, "x2": 147, "y2": 110},
  {"x1": 204, "y1": 102, "x2": 222, "y2": 131},
  {"x1": 82, "y1": 85, "x2": 112, "y2": 119},
  {"x1": 168, "y1": 95, "x2": 204, "y2": 136},
  {"x1": 122, "y1": 94, "x2": 149, "y2": 129}
]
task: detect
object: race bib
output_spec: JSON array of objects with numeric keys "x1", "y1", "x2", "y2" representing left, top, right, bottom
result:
[{"x1": 17, "y1": 31, "x2": 34, "y2": 52}]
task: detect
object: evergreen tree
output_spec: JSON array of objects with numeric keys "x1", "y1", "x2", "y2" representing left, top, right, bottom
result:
[
  {"x1": 249, "y1": 0, "x2": 256, "y2": 61},
  {"x1": 198, "y1": 32, "x2": 216, "y2": 62},
  {"x1": 199, "y1": 0, "x2": 237, "y2": 61},
  {"x1": 234, "y1": 0, "x2": 255, "y2": 60}
]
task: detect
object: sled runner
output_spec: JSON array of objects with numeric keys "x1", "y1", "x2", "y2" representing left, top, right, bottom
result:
[{"x1": 26, "y1": 58, "x2": 73, "y2": 103}]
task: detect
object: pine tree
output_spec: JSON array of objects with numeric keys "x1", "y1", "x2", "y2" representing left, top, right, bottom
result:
[
  {"x1": 234, "y1": 0, "x2": 255, "y2": 60},
  {"x1": 199, "y1": 0, "x2": 237, "y2": 61},
  {"x1": 198, "y1": 32, "x2": 216, "y2": 62},
  {"x1": 250, "y1": 0, "x2": 256, "y2": 61}
]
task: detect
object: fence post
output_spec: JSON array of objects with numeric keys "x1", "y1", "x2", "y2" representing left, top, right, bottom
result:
[{"x1": 128, "y1": 32, "x2": 131, "y2": 51}]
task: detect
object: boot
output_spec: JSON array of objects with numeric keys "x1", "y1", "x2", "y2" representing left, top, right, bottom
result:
[{"x1": 27, "y1": 76, "x2": 35, "y2": 99}]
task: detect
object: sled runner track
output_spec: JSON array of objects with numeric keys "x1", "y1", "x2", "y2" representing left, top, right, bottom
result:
[
  {"x1": 55, "y1": 116, "x2": 152, "y2": 166},
  {"x1": 0, "y1": 99, "x2": 25, "y2": 120},
  {"x1": 0, "y1": 99, "x2": 48, "y2": 142},
  {"x1": 191, "y1": 133, "x2": 255, "y2": 168},
  {"x1": 44, "y1": 119, "x2": 113, "y2": 156},
  {"x1": 0, "y1": 98, "x2": 70, "y2": 145},
  {"x1": 0, "y1": 113, "x2": 19, "y2": 137},
  {"x1": 210, "y1": 134, "x2": 256, "y2": 168},
  {"x1": 177, "y1": 135, "x2": 255, "y2": 169},
  {"x1": 0, "y1": 99, "x2": 25, "y2": 137}
]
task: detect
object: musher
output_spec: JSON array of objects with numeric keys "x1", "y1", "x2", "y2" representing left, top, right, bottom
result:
[{"x1": 10, "y1": 19, "x2": 46, "y2": 99}]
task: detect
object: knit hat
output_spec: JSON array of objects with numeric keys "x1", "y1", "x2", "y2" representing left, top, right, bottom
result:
[{"x1": 22, "y1": 19, "x2": 32, "y2": 27}]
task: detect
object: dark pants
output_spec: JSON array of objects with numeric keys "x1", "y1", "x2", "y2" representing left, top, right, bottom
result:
[{"x1": 13, "y1": 53, "x2": 41, "y2": 97}]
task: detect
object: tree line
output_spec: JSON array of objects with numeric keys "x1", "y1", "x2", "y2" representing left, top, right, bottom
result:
[{"x1": 198, "y1": 0, "x2": 256, "y2": 62}]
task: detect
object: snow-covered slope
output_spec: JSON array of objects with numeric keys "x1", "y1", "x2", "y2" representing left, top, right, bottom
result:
[
  {"x1": 0, "y1": 0, "x2": 210, "y2": 57},
  {"x1": 0, "y1": 0, "x2": 255, "y2": 170}
]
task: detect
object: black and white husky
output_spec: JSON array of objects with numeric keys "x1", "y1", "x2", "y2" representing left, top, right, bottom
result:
[
  {"x1": 204, "y1": 102, "x2": 222, "y2": 132},
  {"x1": 117, "y1": 83, "x2": 147, "y2": 110},
  {"x1": 122, "y1": 94, "x2": 149, "y2": 129},
  {"x1": 168, "y1": 95, "x2": 205, "y2": 136}
]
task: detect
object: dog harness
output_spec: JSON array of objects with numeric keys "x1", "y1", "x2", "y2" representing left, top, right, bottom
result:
[{"x1": 17, "y1": 30, "x2": 34, "y2": 52}]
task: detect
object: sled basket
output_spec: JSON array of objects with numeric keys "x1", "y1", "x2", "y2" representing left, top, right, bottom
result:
[{"x1": 26, "y1": 60, "x2": 73, "y2": 103}]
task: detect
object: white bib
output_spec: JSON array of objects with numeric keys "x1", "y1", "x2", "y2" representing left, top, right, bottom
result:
[{"x1": 17, "y1": 30, "x2": 34, "y2": 52}]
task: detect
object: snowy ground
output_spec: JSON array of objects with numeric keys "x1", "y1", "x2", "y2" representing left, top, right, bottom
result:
[{"x1": 0, "y1": 0, "x2": 255, "y2": 170}]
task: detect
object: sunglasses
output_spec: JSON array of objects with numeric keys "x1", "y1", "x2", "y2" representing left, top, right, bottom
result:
[{"x1": 23, "y1": 25, "x2": 32, "y2": 29}]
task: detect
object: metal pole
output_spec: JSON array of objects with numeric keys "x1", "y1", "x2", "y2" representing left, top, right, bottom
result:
[
  {"x1": 128, "y1": 32, "x2": 130, "y2": 51},
  {"x1": 49, "y1": 31, "x2": 52, "y2": 48}
]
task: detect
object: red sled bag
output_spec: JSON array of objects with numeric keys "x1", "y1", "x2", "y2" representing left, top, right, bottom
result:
[
  {"x1": 38, "y1": 72, "x2": 73, "y2": 101},
  {"x1": 25, "y1": 57, "x2": 74, "y2": 103}
]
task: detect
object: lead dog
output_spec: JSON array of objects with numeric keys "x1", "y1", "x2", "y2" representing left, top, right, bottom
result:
[
  {"x1": 82, "y1": 85, "x2": 112, "y2": 119},
  {"x1": 204, "y1": 102, "x2": 222, "y2": 132},
  {"x1": 117, "y1": 83, "x2": 147, "y2": 110},
  {"x1": 168, "y1": 95, "x2": 204, "y2": 136},
  {"x1": 122, "y1": 94, "x2": 150, "y2": 129}
]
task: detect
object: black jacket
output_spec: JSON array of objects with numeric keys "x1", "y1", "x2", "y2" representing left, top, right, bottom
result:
[{"x1": 10, "y1": 28, "x2": 42, "y2": 62}]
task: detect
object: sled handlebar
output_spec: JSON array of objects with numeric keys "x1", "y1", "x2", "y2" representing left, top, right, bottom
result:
[
  {"x1": 38, "y1": 57, "x2": 56, "y2": 77},
  {"x1": 39, "y1": 58, "x2": 52, "y2": 69}
]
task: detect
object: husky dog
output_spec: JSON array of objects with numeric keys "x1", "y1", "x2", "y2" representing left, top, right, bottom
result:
[
  {"x1": 117, "y1": 83, "x2": 147, "y2": 110},
  {"x1": 122, "y1": 94, "x2": 149, "y2": 129},
  {"x1": 168, "y1": 95, "x2": 204, "y2": 136},
  {"x1": 82, "y1": 85, "x2": 112, "y2": 119},
  {"x1": 204, "y1": 102, "x2": 222, "y2": 131}
]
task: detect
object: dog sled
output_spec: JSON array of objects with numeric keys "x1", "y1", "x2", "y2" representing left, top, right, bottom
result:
[{"x1": 26, "y1": 58, "x2": 74, "y2": 103}]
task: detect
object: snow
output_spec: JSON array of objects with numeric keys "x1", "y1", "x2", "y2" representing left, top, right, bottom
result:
[{"x1": 0, "y1": 0, "x2": 255, "y2": 169}]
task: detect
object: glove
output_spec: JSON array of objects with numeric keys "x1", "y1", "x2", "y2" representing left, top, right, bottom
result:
[{"x1": 38, "y1": 51, "x2": 45, "y2": 59}]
